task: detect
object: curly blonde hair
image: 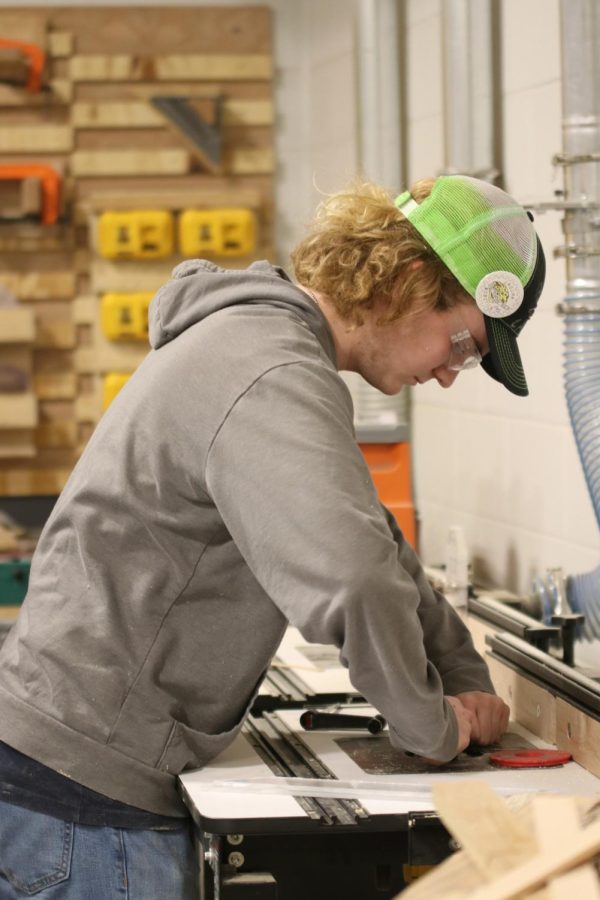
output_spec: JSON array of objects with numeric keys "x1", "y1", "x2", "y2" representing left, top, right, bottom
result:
[{"x1": 291, "y1": 178, "x2": 468, "y2": 327}]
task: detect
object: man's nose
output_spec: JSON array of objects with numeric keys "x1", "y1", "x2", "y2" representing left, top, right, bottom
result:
[{"x1": 433, "y1": 366, "x2": 459, "y2": 388}]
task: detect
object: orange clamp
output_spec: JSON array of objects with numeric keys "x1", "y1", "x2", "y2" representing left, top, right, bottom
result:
[
  {"x1": 0, "y1": 38, "x2": 45, "y2": 93},
  {"x1": 0, "y1": 164, "x2": 61, "y2": 225}
]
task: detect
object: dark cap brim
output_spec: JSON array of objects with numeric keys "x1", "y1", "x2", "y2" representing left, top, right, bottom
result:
[
  {"x1": 481, "y1": 319, "x2": 529, "y2": 396},
  {"x1": 480, "y1": 234, "x2": 545, "y2": 397}
]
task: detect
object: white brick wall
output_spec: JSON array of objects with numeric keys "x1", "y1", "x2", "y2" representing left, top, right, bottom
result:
[
  {"x1": 270, "y1": 0, "x2": 359, "y2": 262},
  {"x1": 408, "y1": 0, "x2": 600, "y2": 593}
]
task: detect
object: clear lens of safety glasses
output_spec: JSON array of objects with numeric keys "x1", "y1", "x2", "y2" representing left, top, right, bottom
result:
[{"x1": 448, "y1": 329, "x2": 482, "y2": 372}]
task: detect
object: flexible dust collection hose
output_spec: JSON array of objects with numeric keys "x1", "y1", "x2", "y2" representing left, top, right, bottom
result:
[
  {"x1": 554, "y1": 0, "x2": 600, "y2": 642},
  {"x1": 563, "y1": 305, "x2": 600, "y2": 640}
]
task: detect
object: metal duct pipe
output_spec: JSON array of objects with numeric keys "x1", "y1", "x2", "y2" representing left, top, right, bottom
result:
[
  {"x1": 442, "y1": 0, "x2": 473, "y2": 173},
  {"x1": 559, "y1": 0, "x2": 600, "y2": 298},
  {"x1": 356, "y1": 0, "x2": 404, "y2": 187},
  {"x1": 441, "y1": 0, "x2": 499, "y2": 180},
  {"x1": 349, "y1": 0, "x2": 408, "y2": 429},
  {"x1": 557, "y1": 0, "x2": 600, "y2": 640},
  {"x1": 356, "y1": 0, "x2": 380, "y2": 180}
]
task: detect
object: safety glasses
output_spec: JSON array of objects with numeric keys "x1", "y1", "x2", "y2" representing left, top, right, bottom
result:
[{"x1": 448, "y1": 326, "x2": 482, "y2": 372}]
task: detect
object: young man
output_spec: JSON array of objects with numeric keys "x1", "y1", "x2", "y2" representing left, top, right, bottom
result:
[{"x1": 0, "y1": 175, "x2": 544, "y2": 898}]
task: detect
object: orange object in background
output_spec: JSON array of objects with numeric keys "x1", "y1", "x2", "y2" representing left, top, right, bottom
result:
[
  {"x1": 359, "y1": 441, "x2": 417, "y2": 549},
  {"x1": 0, "y1": 38, "x2": 45, "y2": 93},
  {"x1": 0, "y1": 164, "x2": 60, "y2": 225}
]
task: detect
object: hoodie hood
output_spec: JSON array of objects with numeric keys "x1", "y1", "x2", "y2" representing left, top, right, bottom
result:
[{"x1": 149, "y1": 259, "x2": 336, "y2": 363}]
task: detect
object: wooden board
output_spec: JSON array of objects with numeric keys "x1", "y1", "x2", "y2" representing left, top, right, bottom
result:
[
  {"x1": 556, "y1": 697, "x2": 600, "y2": 779},
  {"x1": 71, "y1": 147, "x2": 272, "y2": 177},
  {"x1": 0, "y1": 11, "x2": 46, "y2": 45},
  {"x1": 486, "y1": 653, "x2": 557, "y2": 744},
  {"x1": 468, "y1": 817, "x2": 600, "y2": 900},
  {"x1": 48, "y1": 31, "x2": 74, "y2": 59},
  {"x1": 34, "y1": 316, "x2": 75, "y2": 351},
  {"x1": 533, "y1": 796, "x2": 600, "y2": 900},
  {"x1": 0, "y1": 126, "x2": 73, "y2": 154},
  {"x1": 0, "y1": 467, "x2": 72, "y2": 496},
  {"x1": 71, "y1": 99, "x2": 273, "y2": 129},
  {"x1": 0, "y1": 223, "x2": 75, "y2": 253},
  {"x1": 0, "y1": 347, "x2": 32, "y2": 393},
  {"x1": 0, "y1": 308, "x2": 35, "y2": 344},
  {"x1": 35, "y1": 420, "x2": 77, "y2": 449},
  {"x1": 11, "y1": 7, "x2": 271, "y2": 54},
  {"x1": 0, "y1": 394, "x2": 37, "y2": 429},
  {"x1": 432, "y1": 781, "x2": 536, "y2": 878},
  {"x1": 0, "y1": 271, "x2": 76, "y2": 302},
  {"x1": 69, "y1": 54, "x2": 271, "y2": 82},
  {"x1": 33, "y1": 371, "x2": 76, "y2": 401},
  {"x1": 0, "y1": 431, "x2": 35, "y2": 459},
  {"x1": 70, "y1": 149, "x2": 190, "y2": 177},
  {"x1": 0, "y1": 80, "x2": 72, "y2": 106},
  {"x1": 467, "y1": 610, "x2": 600, "y2": 776},
  {"x1": 88, "y1": 261, "x2": 175, "y2": 294},
  {"x1": 406, "y1": 787, "x2": 600, "y2": 900},
  {"x1": 89, "y1": 249, "x2": 273, "y2": 294},
  {"x1": 81, "y1": 186, "x2": 263, "y2": 213}
]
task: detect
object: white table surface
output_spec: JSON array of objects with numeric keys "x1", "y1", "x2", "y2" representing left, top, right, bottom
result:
[
  {"x1": 180, "y1": 707, "x2": 600, "y2": 825},
  {"x1": 260, "y1": 626, "x2": 358, "y2": 698}
]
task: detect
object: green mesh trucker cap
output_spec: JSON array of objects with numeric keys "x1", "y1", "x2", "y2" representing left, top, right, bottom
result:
[{"x1": 395, "y1": 175, "x2": 546, "y2": 396}]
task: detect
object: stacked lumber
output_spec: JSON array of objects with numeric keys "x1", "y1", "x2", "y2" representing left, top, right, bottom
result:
[{"x1": 399, "y1": 781, "x2": 600, "y2": 900}]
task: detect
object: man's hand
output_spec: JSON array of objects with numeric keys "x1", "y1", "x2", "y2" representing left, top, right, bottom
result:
[
  {"x1": 421, "y1": 695, "x2": 474, "y2": 765},
  {"x1": 446, "y1": 695, "x2": 475, "y2": 753},
  {"x1": 454, "y1": 691, "x2": 510, "y2": 745}
]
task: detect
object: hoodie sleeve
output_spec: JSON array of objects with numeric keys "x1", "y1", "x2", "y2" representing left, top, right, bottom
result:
[
  {"x1": 378, "y1": 505, "x2": 494, "y2": 697},
  {"x1": 205, "y1": 359, "x2": 490, "y2": 761}
]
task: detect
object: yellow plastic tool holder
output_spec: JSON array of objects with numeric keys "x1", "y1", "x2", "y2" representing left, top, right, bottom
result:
[
  {"x1": 101, "y1": 292, "x2": 153, "y2": 342},
  {"x1": 102, "y1": 373, "x2": 130, "y2": 410},
  {"x1": 178, "y1": 208, "x2": 256, "y2": 257},
  {"x1": 98, "y1": 210, "x2": 174, "y2": 260}
]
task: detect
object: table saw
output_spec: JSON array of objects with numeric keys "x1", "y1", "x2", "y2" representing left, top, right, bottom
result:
[{"x1": 179, "y1": 599, "x2": 600, "y2": 900}]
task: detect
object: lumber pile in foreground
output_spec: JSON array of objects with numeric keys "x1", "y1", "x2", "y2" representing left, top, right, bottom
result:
[{"x1": 399, "y1": 781, "x2": 600, "y2": 900}]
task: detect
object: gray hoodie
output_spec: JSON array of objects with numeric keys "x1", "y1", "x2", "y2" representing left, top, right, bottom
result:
[{"x1": 0, "y1": 260, "x2": 493, "y2": 816}]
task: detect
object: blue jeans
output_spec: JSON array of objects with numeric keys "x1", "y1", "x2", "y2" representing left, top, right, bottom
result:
[{"x1": 0, "y1": 800, "x2": 198, "y2": 899}]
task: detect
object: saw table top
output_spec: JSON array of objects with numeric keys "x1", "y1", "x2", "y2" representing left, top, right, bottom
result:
[{"x1": 179, "y1": 707, "x2": 600, "y2": 833}]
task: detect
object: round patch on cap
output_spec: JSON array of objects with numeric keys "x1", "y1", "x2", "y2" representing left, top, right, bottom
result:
[{"x1": 475, "y1": 271, "x2": 524, "y2": 318}]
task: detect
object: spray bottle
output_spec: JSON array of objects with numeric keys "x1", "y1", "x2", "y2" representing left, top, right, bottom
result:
[{"x1": 444, "y1": 525, "x2": 469, "y2": 608}]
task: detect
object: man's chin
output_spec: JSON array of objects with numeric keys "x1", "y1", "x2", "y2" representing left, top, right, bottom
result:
[
  {"x1": 360, "y1": 372, "x2": 407, "y2": 395},
  {"x1": 368, "y1": 380, "x2": 404, "y2": 396}
]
